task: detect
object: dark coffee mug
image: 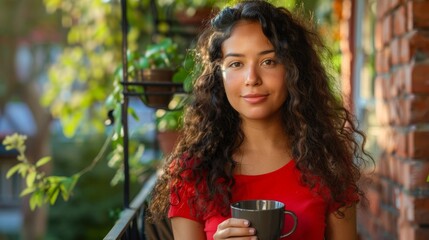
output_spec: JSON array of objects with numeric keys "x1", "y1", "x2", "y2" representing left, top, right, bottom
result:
[{"x1": 231, "y1": 200, "x2": 297, "y2": 240}]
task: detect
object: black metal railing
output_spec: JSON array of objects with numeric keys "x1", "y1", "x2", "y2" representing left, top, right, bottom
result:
[
  {"x1": 103, "y1": 173, "x2": 157, "y2": 240},
  {"x1": 104, "y1": 0, "x2": 190, "y2": 238}
]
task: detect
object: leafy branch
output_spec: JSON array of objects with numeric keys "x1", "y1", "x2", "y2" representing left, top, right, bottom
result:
[{"x1": 3, "y1": 132, "x2": 112, "y2": 210}]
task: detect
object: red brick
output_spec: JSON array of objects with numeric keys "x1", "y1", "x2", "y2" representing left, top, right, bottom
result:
[
  {"x1": 376, "y1": 49, "x2": 390, "y2": 74},
  {"x1": 393, "y1": 5, "x2": 407, "y2": 37},
  {"x1": 402, "y1": 159, "x2": 429, "y2": 190},
  {"x1": 404, "y1": 63, "x2": 429, "y2": 94},
  {"x1": 415, "y1": 228, "x2": 429, "y2": 240},
  {"x1": 406, "y1": 1, "x2": 412, "y2": 32},
  {"x1": 389, "y1": 0, "x2": 401, "y2": 10},
  {"x1": 376, "y1": 0, "x2": 388, "y2": 19},
  {"x1": 381, "y1": 177, "x2": 398, "y2": 206},
  {"x1": 400, "y1": 35, "x2": 411, "y2": 64},
  {"x1": 398, "y1": 221, "x2": 429, "y2": 240},
  {"x1": 376, "y1": 153, "x2": 389, "y2": 177},
  {"x1": 407, "y1": 1, "x2": 429, "y2": 30},
  {"x1": 367, "y1": 186, "x2": 382, "y2": 216},
  {"x1": 396, "y1": 68, "x2": 406, "y2": 96},
  {"x1": 387, "y1": 155, "x2": 398, "y2": 182},
  {"x1": 380, "y1": 178, "x2": 389, "y2": 205},
  {"x1": 391, "y1": 38, "x2": 401, "y2": 66},
  {"x1": 375, "y1": 75, "x2": 385, "y2": 100},
  {"x1": 401, "y1": 31, "x2": 429, "y2": 63},
  {"x1": 383, "y1": 14, "x2": 393, "y2": 46},
  {"x1": 375, "y1": 21, "x2": 384, "y2": 51},
  {"x1": 391, "y1": 68, "x2": 405, "y2": 98},
  {"x1": 408, "y1": 130, "x2": 429, "y2": 159},
  {"x1": 388, "y1": 98, "x2": 401, "y2": 125},
  {"x1": 403, "y1": 95, "x2": 429, "y2": 124},
  {"x1": 410, "y1": 31, "x2": 429, "y2": 61},
  {"x1": 376, "y1": 99, "x2": 390, "y2": 125},
  {"x1": 398, "y1": 191, "x2": 429, "y2": 225},
  {"x1": 380, "y1": 203, "x2": 399, "y2": 234},
  {"x1": 379, "y1": 127, "x2": 397, "y2": 154}
]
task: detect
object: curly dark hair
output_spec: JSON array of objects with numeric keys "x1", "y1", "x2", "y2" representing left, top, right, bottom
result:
[{"x1": 148, "y1": 0, "x2": 372, "y2": 221}]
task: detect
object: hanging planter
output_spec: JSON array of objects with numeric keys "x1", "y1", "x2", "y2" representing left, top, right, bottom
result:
[
  {"x1": 155, "y1": 106, "x2": 184, "y2": 155},
  {"x1": 129, "y1": 38, "x2": 184, "y2": 109},
  {"x1": 139, "y1": 68, "x2": 176, "y2": 109}
]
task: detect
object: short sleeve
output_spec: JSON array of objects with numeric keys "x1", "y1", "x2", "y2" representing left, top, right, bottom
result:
[{"x1": 167, "y1": 162, "x2": 206, "y2": 223}]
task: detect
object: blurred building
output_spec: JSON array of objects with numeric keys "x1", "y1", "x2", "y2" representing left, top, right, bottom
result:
[{"x1": 339, "y1": 0, "x2": 429, "y2": 239}]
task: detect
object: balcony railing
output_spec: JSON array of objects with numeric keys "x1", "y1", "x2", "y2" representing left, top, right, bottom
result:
[
  {"x1": 104, "y1": 0, "x2": 180, "y2": 239},
  {"x1": 103, "y1": 172, "x2": 173, "y2": 240}
]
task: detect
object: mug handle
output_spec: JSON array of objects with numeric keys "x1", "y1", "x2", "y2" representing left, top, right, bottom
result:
[{"x1": 280, "y1": 210, "x2": 298, "y2": 238}]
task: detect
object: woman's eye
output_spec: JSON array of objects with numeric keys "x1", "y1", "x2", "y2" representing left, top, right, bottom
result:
[
  {"x1": 228, "y1": 62, "x2": 242, "y2": 68},
  {"x1": 262, "y1": 59, "x2": 277, "y2": 67}
]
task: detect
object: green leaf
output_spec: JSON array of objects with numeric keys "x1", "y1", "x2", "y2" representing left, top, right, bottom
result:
[
  {"x1": 18, "y1": 164, "x2": 30, "y2": 178},
  {"x1": 47, "y1": 176, "x2": 65, "y2": 185},
  {"x1": 60, "y1": 175, "x2": 79, "y2": 200},
  {"x1": 26, "y1": 171, "x2": 37, "y2": 187},
  {"x1": 128, "y1": 107, "x2": 139, "y2": 121},
  {"x1": 20, "y1": 186, "x2": 36, "y2": 197},
  {"x1": 36, "y1": 156, "x2": 51, "y2": 167},
  {"x1": 29, "y1": 191, "x2": 43, "y2": 210},
  {"x1": 49, "y1": 188, "x2": 60, "y2": 205},
  {"x1": 6, "y1": 163, "x2": 24, "y2": 179}
]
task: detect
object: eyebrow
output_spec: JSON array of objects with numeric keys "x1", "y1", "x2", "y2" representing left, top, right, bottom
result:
[{"x1": 223, "y1": 49, "x2": 276, "y2": 59}]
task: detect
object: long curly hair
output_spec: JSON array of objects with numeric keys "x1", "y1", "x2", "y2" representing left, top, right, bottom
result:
[{"x1": 148, "y1": 0, "x2": 372, "y2": 221}]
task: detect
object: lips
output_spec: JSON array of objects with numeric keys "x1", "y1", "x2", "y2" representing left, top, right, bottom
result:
[{"x1": 242, "y1": 93, "x2": 269, "y2": 104}]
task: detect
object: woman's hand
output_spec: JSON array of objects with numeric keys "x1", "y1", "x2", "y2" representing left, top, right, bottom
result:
[{"x1": 213, "y1": 218, "x2": 257, "y2": 240}]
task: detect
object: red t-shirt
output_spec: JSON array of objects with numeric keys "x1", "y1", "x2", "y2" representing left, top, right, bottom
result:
[{"x1": 168, "y1": 160, "x2": 357, "y2": 240}]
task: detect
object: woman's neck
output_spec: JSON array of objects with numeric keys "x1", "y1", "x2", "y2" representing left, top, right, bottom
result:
[{"x1": 233, "y1": 119, "x2": 292, "y2": 175}]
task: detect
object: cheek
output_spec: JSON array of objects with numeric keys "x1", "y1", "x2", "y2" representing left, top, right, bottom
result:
[
  {"x1": 222, "y1": 79, "x2": 233, "y2": 99},
  {"x1": 222, "y1": 79, "x2": 240, "y2": 107}
]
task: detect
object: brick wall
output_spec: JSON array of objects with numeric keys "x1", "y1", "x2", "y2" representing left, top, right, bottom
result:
[{"x1": 357, "y1": 0, "x2": 429, "y2": 239}]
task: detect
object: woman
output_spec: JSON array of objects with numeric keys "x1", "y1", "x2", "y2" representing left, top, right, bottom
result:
[{"x1": 149, "y1": 1, "x2": 372, "y2": 239}]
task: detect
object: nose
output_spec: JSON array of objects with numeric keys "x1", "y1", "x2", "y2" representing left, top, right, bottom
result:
[{"x1": 244, "y1": 64, "x2": 261, "y2": 86}]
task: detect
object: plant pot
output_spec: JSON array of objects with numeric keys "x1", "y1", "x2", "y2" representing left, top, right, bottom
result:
[
  {"x1": 157, "y1": 130, "x2": 181, "y2": 155},
  {"x1": 139, "y1": 69, "x2": 175, "y2": 108}
]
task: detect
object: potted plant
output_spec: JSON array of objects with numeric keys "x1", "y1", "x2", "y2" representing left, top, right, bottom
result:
[
  {"x1": 155, "y1": 99, "x2": 184, "y2": 155},
  {"x1": 129, "y1": 37, "x2": 184, "y2": 108},
  {"x1": 129, "y1": 38, "x2": 198, "y2": 155},
  {"x1": 154, "y1": 52, "x2": 199, "y2": 155}
]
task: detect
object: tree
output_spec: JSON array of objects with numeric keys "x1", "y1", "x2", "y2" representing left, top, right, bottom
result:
[{"x1": 0, "y1": 0, "x2": 64, "y2": 239}]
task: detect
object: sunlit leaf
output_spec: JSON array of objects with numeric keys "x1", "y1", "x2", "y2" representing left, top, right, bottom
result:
[
  {"x1": 36, "y1": 156, "x2": 51, "y2": 167},
  {"x1": 29, "y1": 191, "x2": 43, "y2": 210},
  {"x1": 18, "y1": 164, "x2": 30, "y2": 178},
  {"x1": 6, "y1": 163, "x2": 23, "y2": 179},
  {"x1": 50, "y1": 188, "x2": 60, "y2": 205},
  {"x1": 20, "y1": 187, "x2": 36, "y2": 197},
  {"x1": 26, "y1": 171, "x2": 37, "y2": 187}
]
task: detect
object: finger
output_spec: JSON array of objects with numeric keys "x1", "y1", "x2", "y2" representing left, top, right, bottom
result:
[
  {"x1": 214, "y1": 227, "x2": 256, "y2": 240},
  {"x1": 217, "y1": 218, "x2": 250, "y2": 230},
  {"x1": 228, "y1": 237, "x2": 258, "y2": 240}
]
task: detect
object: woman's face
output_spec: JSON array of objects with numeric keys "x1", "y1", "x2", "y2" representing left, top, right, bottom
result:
[{"x1": 221, "y1": 20, "x2": 287, "y2": 122}]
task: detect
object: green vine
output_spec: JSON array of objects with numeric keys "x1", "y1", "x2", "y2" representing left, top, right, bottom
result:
[{"x1": 2, "y1": 132, "x2": 112, "y2": 210}]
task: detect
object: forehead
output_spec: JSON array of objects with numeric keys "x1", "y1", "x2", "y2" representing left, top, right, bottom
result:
[{"x1": 221, "y1": 20, "x2": 273, "y2": 55}]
